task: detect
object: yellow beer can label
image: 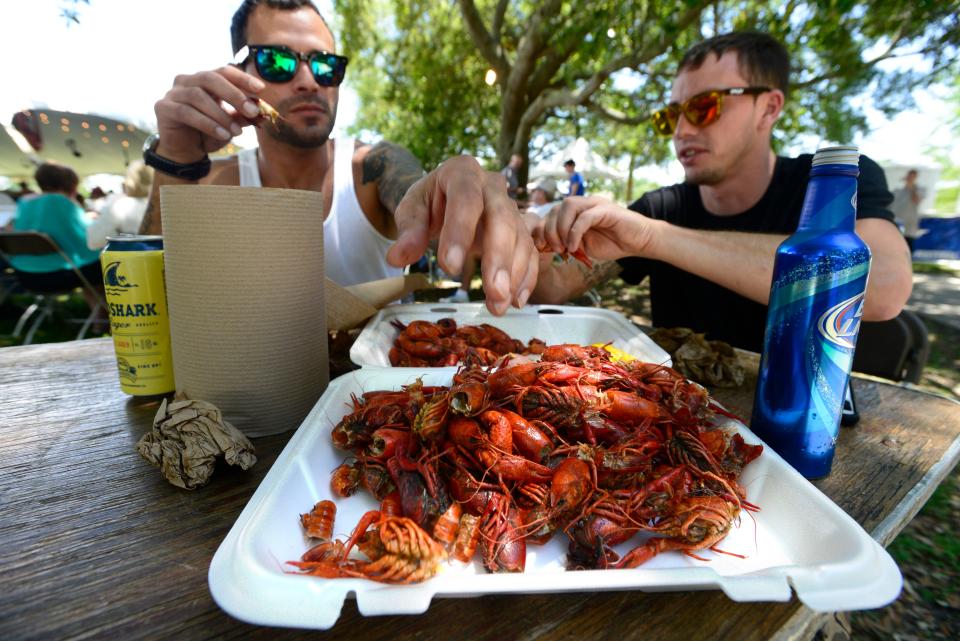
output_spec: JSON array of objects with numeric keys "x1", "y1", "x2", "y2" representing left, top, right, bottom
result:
[{"x1": 101, "y1": 249, "x2": 175, "y2": 395}]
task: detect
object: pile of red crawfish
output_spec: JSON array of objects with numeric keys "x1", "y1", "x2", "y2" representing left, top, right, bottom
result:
[
  {"x1": 288, "y1": 344, "x2": 763, "y2": 584},
  {"x1": 388, "y1": 318, "x2": 546, "y2": 367}
]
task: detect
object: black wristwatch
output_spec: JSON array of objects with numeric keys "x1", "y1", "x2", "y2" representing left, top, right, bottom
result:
[{"x1": 142, "y1": 134, "x2": 211, "y2": 180}]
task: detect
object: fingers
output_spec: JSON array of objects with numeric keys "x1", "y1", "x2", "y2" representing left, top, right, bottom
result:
[
  {"x1": 523, "y1": 213, "x2": 548, "y2": 251},
  {"x1": 386, "y1": 175, "x2": 433, "y2": 268},
  {"x1": 566, "y1": 206, "x2": 605, "y2": 255},
  {"x1": 544, "y1": 196, "x2": 608, "y2": 253},
  {"x1": 433, "y1": 157, "x2": 485, "y2": 275},
  {"x1": 388, "y1": 155, "x2": 540, "y2": 316},
  {"x1": 177, "y1": 67, "x2": 263, "y2": 120},
  {"x1": 155, "y1": 66, "x2": 266, "y2": 157},
  {"x1": 475, "y1": 170, "x2": 534, "y2": 314},
  {"x1": 512, "y1": 225, "x2": 538, "y2": 309},
  {"x1": 161, "y1": 86, "x2": 239, "y2": 141}
]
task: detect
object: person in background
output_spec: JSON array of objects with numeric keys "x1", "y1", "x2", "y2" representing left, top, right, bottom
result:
[
  {"x1": 564, "y1": 159, "x2": 585, "y2": 196},
  {"x1": 10, "y1": 162, "x2": 105, "y2": 313},
  {"x1": 86, "y1": 161, "x2": 155, "y2": 249},
  {"x1": 90, "y1": 187, "x2": 108, "y2": 199},
  {"x1": 891, "y1": 169, "x2": 925, "y2": 253},
  {"x1": 140, "y1": 0, "x2": 535, "y2": 316},
  {"x1": 526, "y1": 178, "x2": 559, "y2": 217},
  {"x1": 11, "y1": 181, "x2": 36, "y2": 201},
  {"x1": 501, "y1": 154, "x2": 523, "y2": 200},
  {"x1": 529, "y1": 31, "x2": 912, "y2": 352},
  {"x1": 0, "y1": 192, "x2": 16, "y2": 229},
  {"x1": 84, "y1": 187, "x2": 110, "y2": 220}
]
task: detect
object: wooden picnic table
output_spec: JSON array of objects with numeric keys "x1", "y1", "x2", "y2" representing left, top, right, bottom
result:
[{"x1": 1, "y1": 337, "x2": 958, "y2": 640}]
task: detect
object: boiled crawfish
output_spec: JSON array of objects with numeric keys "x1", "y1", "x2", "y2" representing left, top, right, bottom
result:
[
  {"x1": 293, "y1": 343, "x2": 762, "y2": 584},
  {"x1": 289, "y1": 510, "x2": 447, "y2": 584}
]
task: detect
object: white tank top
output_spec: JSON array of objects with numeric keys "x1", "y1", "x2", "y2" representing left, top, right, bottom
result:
[{"x1": 237, "y1": 140, "x2": 402, "y2": 287}]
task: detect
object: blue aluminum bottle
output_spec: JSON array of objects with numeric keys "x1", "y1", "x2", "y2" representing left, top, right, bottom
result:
[{"x1": 751, "y1": 146, "x2": 871, "y2": 478}]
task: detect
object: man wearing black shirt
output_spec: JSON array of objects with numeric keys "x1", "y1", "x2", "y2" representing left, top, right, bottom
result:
[{"x1": 530, "y1": 32, "x2": 912, "y2": 352}]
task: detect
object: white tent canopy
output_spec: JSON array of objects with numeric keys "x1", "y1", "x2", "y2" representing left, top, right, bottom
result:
[
  {"x1": 1, "y1": 109, "x2": 247, "y2": 182},
  {"x1": 4, "y1": 109, "x2": 150, "y2": 178},
  {"x1": 529, "y1": 137, "x2": 626, "y2": 182},
  {"x1": 0, "y1": 126, "x2": 35, "y2": 179}
]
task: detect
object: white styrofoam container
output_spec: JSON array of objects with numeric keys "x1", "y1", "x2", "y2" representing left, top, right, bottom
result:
[
  {"x1": 209, "y1": 369, "x2": 902, "y2": 630},
  {"x1": 349, "y1": 303, "x2": 671, "y2": 368}
]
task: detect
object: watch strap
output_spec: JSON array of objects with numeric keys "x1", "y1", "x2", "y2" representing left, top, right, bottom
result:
[{"x1": 143, "y1": 137, "x2": 212, "y2": 181}]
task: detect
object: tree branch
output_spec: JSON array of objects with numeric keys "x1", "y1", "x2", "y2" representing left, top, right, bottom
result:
[
  {"x1": 583, "y1": 100, "x2": 649, "y2": 126},
  {"x1": 491, "y1": 0, "x2": 509, "y2": 42},
  {"x1": 527, "y1": 30, "x2": 590, "y2": 99},
  {"x1": 512, "y1": 2, "x2": 708, "y2": 150},
  {"x1": 794, "y1": 40, "x2": 940, "y2": 90},
  {"x1": 456, "y1": 0, "x2": 508, "y2": 75},
  {"x1": 509, "y1": 0, "x2": 564, "y2": 92},
  {"x1": 572, "y1": 1, "x2": 709, "y2": 106}
]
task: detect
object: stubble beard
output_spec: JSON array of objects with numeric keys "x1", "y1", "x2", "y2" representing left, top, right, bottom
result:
[
  {"x1": 684, "y1": 165, "x2": 726, "y2": 186},
  {"x1": 264, "y1": 96, "x2": 338, "y2": 149}
]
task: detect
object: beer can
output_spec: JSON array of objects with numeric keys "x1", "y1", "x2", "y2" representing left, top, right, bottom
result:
[
  {"x1": 751, "y1": 147, "x2": 871, "y2": 478},
  {"x1": 101, "y1": 235, "x2": 175, "y2": 395}
]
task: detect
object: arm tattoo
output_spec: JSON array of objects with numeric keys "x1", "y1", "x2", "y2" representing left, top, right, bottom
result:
[
  {"x1": 575, "y1": 259, "x2": 622, "y2": 289},
  {"x1": 362, "y1": 141, "x2": 425, "y2": 213}
]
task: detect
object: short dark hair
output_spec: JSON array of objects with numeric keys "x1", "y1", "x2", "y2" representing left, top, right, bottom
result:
[
  {"x1": 230, "y1": 0, "x2": 326, "y2": 55},
  {"x1": 679, "y1": 31, "x2": 790, "y2": 98},
  {"x1": 34, "y1": 163, "x2": 79, "y2": 194},
  {"x1": 564, "y1": 160, "x2": 576, "y2": 168}
]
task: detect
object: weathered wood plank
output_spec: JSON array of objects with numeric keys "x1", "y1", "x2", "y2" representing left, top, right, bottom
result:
[{"x1": 0, "y1": 338, "x2": 957, "y2": 641}]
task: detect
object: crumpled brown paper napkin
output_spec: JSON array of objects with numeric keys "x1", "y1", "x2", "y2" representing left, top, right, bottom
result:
[
  {"x1": 136, "y1": 393, "x2": 257, "y2": 489},
  {"x1": 649, "y1": 327, "x2": 745, "y2": 388}
]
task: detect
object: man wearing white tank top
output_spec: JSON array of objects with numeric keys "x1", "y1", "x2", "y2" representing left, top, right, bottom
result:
[{"x1": 140, "y1": 0, "x2": 536, "y2": 315}]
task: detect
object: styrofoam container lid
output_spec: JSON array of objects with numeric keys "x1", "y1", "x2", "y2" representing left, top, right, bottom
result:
[
  {"x1": 209, "y1": 369, "x2": 902, "y2": 630},
  {"x1": 350, "y1": 303, "x2": 671, "y2": 368}
]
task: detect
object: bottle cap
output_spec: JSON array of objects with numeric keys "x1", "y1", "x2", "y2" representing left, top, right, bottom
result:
[{"x1": 812, "y1": 145, "x2": 859, "y2": 167}]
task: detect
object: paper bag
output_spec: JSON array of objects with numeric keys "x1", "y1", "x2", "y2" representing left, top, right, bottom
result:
[
  {"x1": 347, "y1": 273, "x2": 430, "y2": 310},
  {"x1": 160, "y1": 185, "x2": 328, "y2": 437},
  {"x1": 325, "y1": 278, "x2": 378, "y2": 331}
]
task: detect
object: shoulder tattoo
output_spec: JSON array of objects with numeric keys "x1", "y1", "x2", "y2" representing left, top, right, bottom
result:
[{"x1": 361, "y1": 141, "x2": 425, "y2": 213}]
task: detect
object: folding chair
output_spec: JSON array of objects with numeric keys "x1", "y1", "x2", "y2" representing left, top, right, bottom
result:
[
  {"x1": 0, "y1": 231, "x2": 106, "y2": 344},
  {"x1": 852, "y1": 309, "x2": 930, "y2": 383}
]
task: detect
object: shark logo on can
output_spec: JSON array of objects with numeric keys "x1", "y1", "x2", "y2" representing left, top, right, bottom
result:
[{"x1": 103, "y1": 261, "x2": 138, "y2": 289}]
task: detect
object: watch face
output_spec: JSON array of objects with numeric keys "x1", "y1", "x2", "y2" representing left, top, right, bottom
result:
[{"x1": 143, "y1": 133, "x2": 160, "y2": 154}]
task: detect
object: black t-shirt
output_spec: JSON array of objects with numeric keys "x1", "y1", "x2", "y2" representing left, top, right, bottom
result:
[{"x1": 618, "y1": 154, "x2": 896, "y2": 352}]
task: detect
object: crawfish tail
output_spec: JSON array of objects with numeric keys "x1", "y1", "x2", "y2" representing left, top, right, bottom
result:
[
  {"x1": 517, "y1": 386, "x2": 584, "y2": 431},
  {"x1": 668, "y1": 429, "x2": 724, "y2": 476},
  {"x1": 300, "y1": 500, "x2": 337, "y2": 540},
  {"x1": 413, "y1": 392, "x2": 450, "y2": 442}
]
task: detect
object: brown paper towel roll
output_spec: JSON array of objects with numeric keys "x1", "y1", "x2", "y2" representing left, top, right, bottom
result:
[{"x1": 160, "y1": 185, "x2": 328, "y2": 437}]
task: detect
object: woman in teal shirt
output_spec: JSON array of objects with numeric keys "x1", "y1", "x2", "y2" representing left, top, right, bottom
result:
[{"x1": 11, "y1": 163, "x2": 105, "y2": 310}]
